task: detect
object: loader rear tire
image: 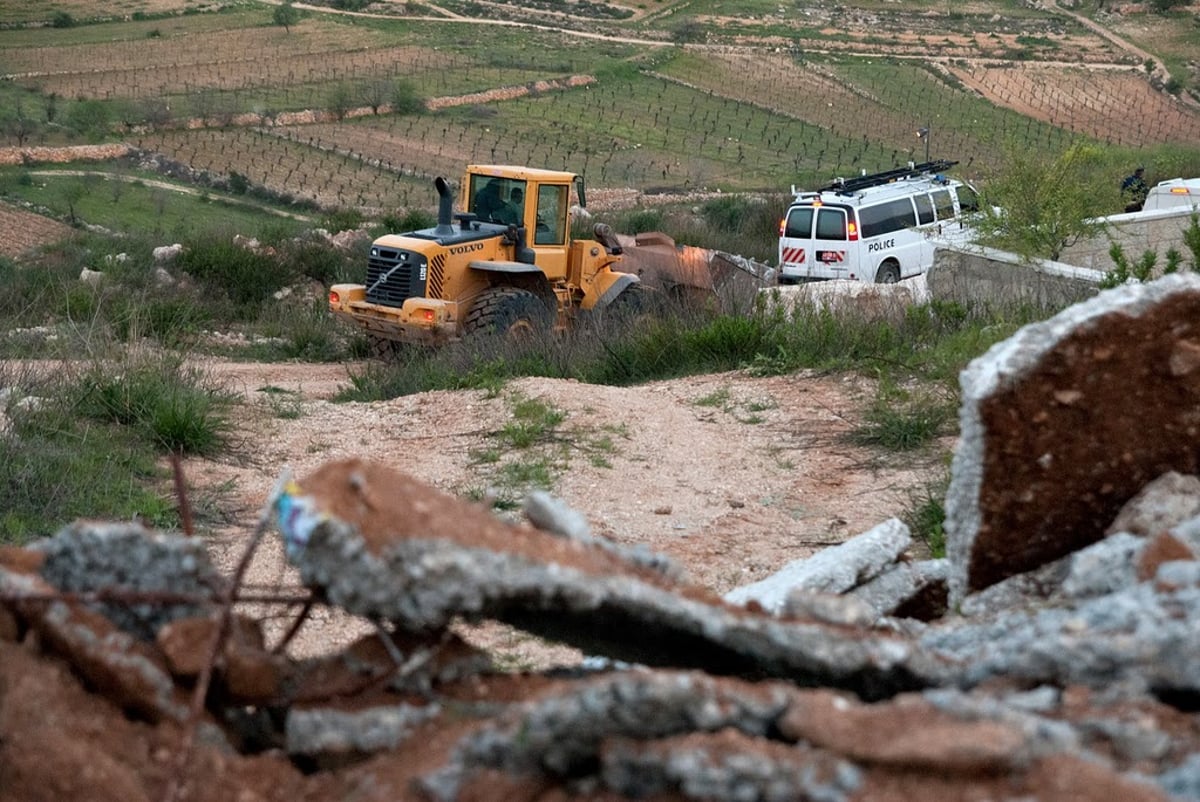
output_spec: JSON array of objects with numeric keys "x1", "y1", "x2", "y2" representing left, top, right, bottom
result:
[
  {"x1": 464, "y1": 287, "x2": 553, "y2": 340},
  {"x1": 594, "y1": 284, "x2": 661, "y2": 334}
]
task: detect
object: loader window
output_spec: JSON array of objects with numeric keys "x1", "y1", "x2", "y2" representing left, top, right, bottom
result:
[
  {"x1": 534, "y1": 184, "x2": 567, "y2": 245},
  {"x1": 469, "y1": 176, "x2": 527, "y2": 225}
]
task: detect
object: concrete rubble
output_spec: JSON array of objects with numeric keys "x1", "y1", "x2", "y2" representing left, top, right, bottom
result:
[{"x1": 3, "y1": 274, "x2": 1200, "y2": 801}]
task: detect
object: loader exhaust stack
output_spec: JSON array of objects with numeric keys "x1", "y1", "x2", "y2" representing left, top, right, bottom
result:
[{"x1": 434, "y1": 176, "x2": 454, "y2": 235}]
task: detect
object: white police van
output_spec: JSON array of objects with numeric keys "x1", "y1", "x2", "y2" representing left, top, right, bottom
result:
[
  {"x1": 777, "y1": 160, "x2": 979, "y2": 284},
  {"x1": 1142, "y1": 177, "x2": 1200, "y2": 212}
]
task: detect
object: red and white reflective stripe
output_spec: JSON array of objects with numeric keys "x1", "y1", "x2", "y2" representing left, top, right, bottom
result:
[{"x1": 781, "y1": 247, "x2": 806, "y2": 264}]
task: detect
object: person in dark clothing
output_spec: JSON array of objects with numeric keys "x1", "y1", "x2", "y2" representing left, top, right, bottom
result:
[
  {"x1": 1121, "y1": 166, "x2": 1148, "y2": 212},
  {"x1": 473, "y1": 180, "x2": 505, "y2": 221},
  {"x1": 494, "y1": 186, "x2": 523, "y2": 225}
]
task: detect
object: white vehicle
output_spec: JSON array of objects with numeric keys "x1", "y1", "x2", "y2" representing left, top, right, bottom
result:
[
  {"x1": 777, "y1": 160, "x2": 979, "y2": 284},
  {"x1": 1142, "y1": 178, "x2": 1200, "y2": 212}
]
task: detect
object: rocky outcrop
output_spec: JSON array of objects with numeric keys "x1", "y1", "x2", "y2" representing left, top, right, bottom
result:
[{"x1": 3, "y1": 274, "x2": 1200, "y2": 801}]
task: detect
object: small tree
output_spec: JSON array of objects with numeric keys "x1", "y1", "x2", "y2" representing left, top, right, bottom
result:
[
  {"x1": 60, "y1": 178, "x2": 90, "y2": 226},
  {"x1": 970, "y1": 142, "x2": 1120, "y2": 262},
  {"x1": 66, "y1": 99, "x2": 113, "y2": 139},
  {"x1": 1182, "y1": 213, "x2": 1200, "y2": 269},
  {"x1": 390, "y1": 79, "x2": 425, "y2": 115},
  {"x1": 273, "y1": 1, "x2": 300, "y2": 32},
  {"x1": 672, "y1": 19, "x2": 706, "y2": 45},
  {"x1": 361, "y1": 78, "x2": 392, "y2": 114},
  {"x1": 328, "y1": 82, "x2": 355, "y2": 121},
  {"x1": 5, "y1": 103, "x2": 38, "y2": 146}
]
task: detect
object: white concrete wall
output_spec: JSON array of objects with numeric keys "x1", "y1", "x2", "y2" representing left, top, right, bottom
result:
[
  {"x1": 1059, "y1": 207, "x2": 1200, "y2": 274},
  {"x1": 926, "y1": 245, "x2": 1103, "y2": 310}
]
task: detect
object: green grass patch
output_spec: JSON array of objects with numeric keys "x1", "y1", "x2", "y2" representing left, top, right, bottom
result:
[
  {"x1": 72, "y1": 354, "x2": 236, "y2": 456},
  {"x1": 0, "y1": 352, "x2": 238, "y2": 544},
  {"x1": 0, "y1": 167, "x2": 308, "y2": 239},
  {"x1": 466, "y1": 392, "x2": 569, "y2": 509},
  {"x1": 902, "y1": 470, "x2": 950, "y2": 559},
  {"x1": 849, "y1": 385, "x2": 955, "y2": 452}
]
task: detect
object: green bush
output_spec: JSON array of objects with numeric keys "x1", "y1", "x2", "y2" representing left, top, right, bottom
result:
[
  {"x1": 618, "y1": 208, "x2": 666, "y2": 234},
  {"x1": 0, "y1": 355, "x2": 236, "y2": 543},
  {"x1": 283, "y1": 237, "x2": 358, "y2": 285},
  {"x1": 849, "y1": 387, "x2": 954, "y2": 451},
  {"x1": 65, "y1": 99, "x2": 111, "y2": 138},
  {"x1": 72, "y1": 355, "x2": 234, "y2": 455},
  {"x1": 321, "y1": 207, "x2": 364, "y2": 234},
  {"x1": 700, "y1": 195, "x2": 753, "y2": 232},
  {"x1": 255, "y1": 297, "x2": 352, "y2": 362},
  {"x1": 175, "y1": 232, "x2": 297, "y2": 313},
  {"x1": 378, "y1": 208, "x2": 436, "y2": 234},
  {"x1": 391, "y1": 80, "x2": 426, "y2": 115},
  {"x1": 110, "y1": 292, "x2": 211, "y2": 344},
  {"x1": 902, "y1": 472, "x2": 949, "y2": 558}
]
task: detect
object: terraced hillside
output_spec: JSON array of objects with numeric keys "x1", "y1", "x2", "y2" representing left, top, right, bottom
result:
[{"x1": 1, "y1": 0, "x2": 1198, "y2": 222}]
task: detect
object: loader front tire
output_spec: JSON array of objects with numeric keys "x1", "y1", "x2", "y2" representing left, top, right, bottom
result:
[
  {"x1": 464, "y1": 287, "x2": 553, "y2": 340},
  {"x1": 368, "y1": 335, "x2": 403, "y2": 360}
]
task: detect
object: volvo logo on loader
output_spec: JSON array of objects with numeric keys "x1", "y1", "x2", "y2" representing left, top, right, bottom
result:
[{"x1": 449, "y1": 243, "x2": 485, "y2": 256}]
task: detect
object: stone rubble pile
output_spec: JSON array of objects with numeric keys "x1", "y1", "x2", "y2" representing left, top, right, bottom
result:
[{"x1": 2, "y1": 274, "x2": 1200, "y2": 802}]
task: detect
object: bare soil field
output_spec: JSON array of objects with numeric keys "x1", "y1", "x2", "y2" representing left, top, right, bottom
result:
[
  {"x1": 0, "y1": 201, "x2": 74, "y2": 259},
  {"x1": 188, "y1": 357, "x2": 942, "y2": 665},
  {"x1": 946, "y1": 63, "x2": 1200, "y2": 146}
]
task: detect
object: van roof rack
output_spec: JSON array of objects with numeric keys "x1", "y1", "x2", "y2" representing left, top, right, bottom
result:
[{"x1": 820, "y1": 159, "x2": 958, "y2": 195}]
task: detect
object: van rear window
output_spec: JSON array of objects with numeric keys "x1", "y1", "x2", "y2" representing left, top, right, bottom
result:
[
  {"x1": 784, "y1": 207, "x2": 814, "y2": 238},
  {"x1": 859, "y1": 198, "x2": 917, "y2": 238},
  {"x1": 815, "y1": 208, "x2": 846, "y2": 240}
]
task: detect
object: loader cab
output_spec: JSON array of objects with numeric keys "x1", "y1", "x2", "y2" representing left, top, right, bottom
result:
[
  {"x1": 463, "y1": 165, "x2": 581, "y2": 280},
  {"x1": 468, "y1": 175, "x2": 527, "y2": 227}
]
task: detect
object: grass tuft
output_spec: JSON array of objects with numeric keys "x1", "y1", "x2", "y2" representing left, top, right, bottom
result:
[{"x1": 0, "y1": 354, "x2": 235, "y2": 543}]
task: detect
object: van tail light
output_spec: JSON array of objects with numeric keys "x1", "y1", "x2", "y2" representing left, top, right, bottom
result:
[
  {"x1": 778, "y1": 218, "x2": 786, "y2": 237},
  {"x1": 847, "y1": 221, "x2": 859, "y2": 241},
  {"x1": 329, "y1": 290, "x2": 341, "y2": 304}
]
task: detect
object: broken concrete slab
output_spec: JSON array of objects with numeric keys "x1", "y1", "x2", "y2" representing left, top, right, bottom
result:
[
  {"x1": 1107, "y1": 471, "x2": 1200, "y2": 538},
  {"x1": 847, "y1": 558, "x2": 949, "y2": 620},
  {"x1": 723, "y1": 518, "x2": 912, "y2": 614},
  {"x1": 946, "y1": 274, "x2": 1200, "y2": 604},
  {"x1": 923, "y1": 579, "x2": 1200, "y2": 696},
  {"x1": 32, "y1": 520, "x2": 224, "y2": 641},
  {"x1": 1, "y1": 564, "x2": 195, "y2": 725},
  {"x1": 274, "y1": 460, "x2": 942, "y2": 699}
]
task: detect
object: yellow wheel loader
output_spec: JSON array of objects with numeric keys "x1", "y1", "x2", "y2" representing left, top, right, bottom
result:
[{"x1": 328, "y1": 165, "x2": 642, "y2": 356}]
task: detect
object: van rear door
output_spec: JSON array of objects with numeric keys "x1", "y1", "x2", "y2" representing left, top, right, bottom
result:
[
  {"x1": 779, "y1": 205, "x2": 815, "y2": 280},
  {"x1": 813, "y1": 206, "x2": 851, "y2": 279}
]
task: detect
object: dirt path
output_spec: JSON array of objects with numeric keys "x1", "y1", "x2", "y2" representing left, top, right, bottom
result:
[{"x1": 189, "y1": 357, "x2": 944, "y2": 665}]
